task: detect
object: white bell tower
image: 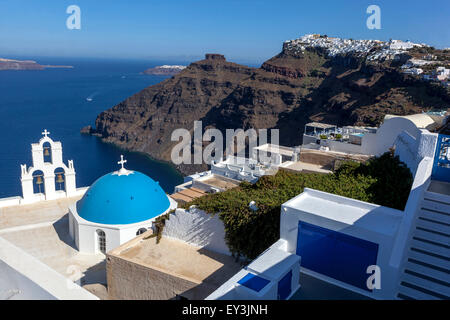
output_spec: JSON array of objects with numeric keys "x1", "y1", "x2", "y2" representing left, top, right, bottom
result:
[{"x1": 20, "y1": 130, "x2": 77, "y2": 204}]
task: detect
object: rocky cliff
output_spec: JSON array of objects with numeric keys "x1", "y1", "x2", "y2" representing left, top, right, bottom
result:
[
  {"x1": 0, "y1": 58, "x2": 73, "y2": 70},
  {"x1": 89, "y1": 36, "x2": 450, "y2": 175}
]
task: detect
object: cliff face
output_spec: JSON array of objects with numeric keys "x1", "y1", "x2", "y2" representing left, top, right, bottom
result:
[
  {"x1": 0, "y1": 58, "x2": 73, "y2": 70},
  {"x1": 91, "y1": 43, "x2": 450, "y2": 175}
]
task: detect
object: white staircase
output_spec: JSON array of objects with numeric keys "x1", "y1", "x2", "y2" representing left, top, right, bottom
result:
[{"x1": 397, "y1": 187, "x2": 450, "y2": 300}]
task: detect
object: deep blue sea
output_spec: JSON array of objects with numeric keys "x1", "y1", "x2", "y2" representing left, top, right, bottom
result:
[{"x1": 0, "y1": 57, "x2": 186, "y2": 198}]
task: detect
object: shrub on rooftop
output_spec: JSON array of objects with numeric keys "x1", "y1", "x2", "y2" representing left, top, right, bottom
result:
[{"x1": 183, "y1": 152, "x2": 413, "y2": 260}]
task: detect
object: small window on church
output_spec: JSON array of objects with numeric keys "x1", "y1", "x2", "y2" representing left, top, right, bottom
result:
[
  {"x1": 96, "y1": 229, "x2": 106, "y2": 254},
  {"x1": 136, "y1": 228, "x2": 147, "y2": 236}
]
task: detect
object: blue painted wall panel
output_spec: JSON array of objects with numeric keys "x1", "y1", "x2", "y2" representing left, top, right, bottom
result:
[
  {"x1": 296, "y1": 221, "x2": 379, "y2": 291},
  {"x1": 277, "y1": 270, "x2": 292, "y2": 300}
]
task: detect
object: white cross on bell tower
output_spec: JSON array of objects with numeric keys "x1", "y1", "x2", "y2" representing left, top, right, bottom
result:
[{"x1": 42, "y1": 129, "x2": 50, "y2": 138}]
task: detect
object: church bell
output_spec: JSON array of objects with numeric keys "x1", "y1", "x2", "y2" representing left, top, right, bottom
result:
[
  {"x1": 56, "y1": 173, "x2": 64, "y2": 183},
  {"x1": 44, "y1": 147, "x2": 50, "y2": 156}
]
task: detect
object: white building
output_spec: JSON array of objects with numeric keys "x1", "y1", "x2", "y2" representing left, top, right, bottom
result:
[
  {"x1": 402, "y1": 68, "x2": 423, "y2": 75},
  {"x1": 436, "y1": 67, "x2": 450, "y2": 81},
  {"x1": 207, "y1": 118, "x2": 450, "y2": 300},
  {"x1": 302, "y1": 114, "x2": 443, "y2": 174},
  {"x1": 68, "y1": 155, "x2": 177, "y2": 254}
]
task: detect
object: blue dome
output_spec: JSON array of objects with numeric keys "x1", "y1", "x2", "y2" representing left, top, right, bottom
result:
[{"x1": 76, "y1": 171, "x2": 170, "y2": 225}]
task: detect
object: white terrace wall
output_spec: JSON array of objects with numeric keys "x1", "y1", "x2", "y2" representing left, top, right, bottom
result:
[
  {"x1": 162, "y1": 207, "x2": 231, "y2": 256},
  {"x1": 0, "y1": 236, "x2": 98, "y2": 300},
  {"x1": 393, "y1": 129, "x2": 438, "y2": 174}
]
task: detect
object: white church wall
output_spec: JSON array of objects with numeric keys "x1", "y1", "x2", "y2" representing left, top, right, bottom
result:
[
  {"x1": 75, "y1": 223, "x2": 120, "y2": 254},
  {"x1": 69, "y1": 198, "x2": 176, "y2": 255},
  {"x1": 162, "y1": 207, "x2": 231, "y2": 256},
  {"x1": 119, "y1": 223, "x2": 154, "y2": 245}
]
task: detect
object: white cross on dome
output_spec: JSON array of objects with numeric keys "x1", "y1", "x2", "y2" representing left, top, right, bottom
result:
[
  {"x1": 116, "y1": 155, "x2": 133, "y2": 176},
  {"x1": 118, "y1": 155, "x2": 127, "y2": 170}
]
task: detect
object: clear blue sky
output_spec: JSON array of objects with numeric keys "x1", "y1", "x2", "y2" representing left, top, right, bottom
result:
[{"x1": 0, "y1": 0, "x2": 449, "y2": 63}]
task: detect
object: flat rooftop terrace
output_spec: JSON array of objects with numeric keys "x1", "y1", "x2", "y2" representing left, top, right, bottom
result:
[
  {"x1": 0, "y1": 196, "x2": 107, "y2": 298},
  {"x1": 199, "y1": 175, "x2": 241, "y2": 190},
  {"x1": 170, "y1": 187, "x2": 207, "y2": 204},
  {"x1": 110, "y1": 234, "x2": 242, "y2": 288},
  {"x1": 282, "y1": 161, "x2": 332, "y2": 174}
]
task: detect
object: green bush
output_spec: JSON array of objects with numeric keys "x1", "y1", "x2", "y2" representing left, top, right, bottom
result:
[
  {"x1": 319, "y1": 134, "x2": 328, "y2": 139},
  {"x1": 183, "y1": 152, "x2": 413, "y2": 260}
]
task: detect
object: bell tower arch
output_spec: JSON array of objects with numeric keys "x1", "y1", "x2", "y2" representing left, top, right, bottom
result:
[{"x1": 20, "y1": 130, "x2": 77, "y2": 204}]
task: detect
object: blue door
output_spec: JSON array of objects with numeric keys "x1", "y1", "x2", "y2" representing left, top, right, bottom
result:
[
  {"x1": 277, "y1": 270, "x2": 292, "y2": 300},
  {"x1": 432, "y1": 134, "x2": 450, "y2": 183},
  {"x1": 296, "y1": 221, "x2": 378, "y2": 291}
]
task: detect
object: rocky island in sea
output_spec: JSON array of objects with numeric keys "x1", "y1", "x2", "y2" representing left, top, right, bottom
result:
[
  {"x1": 0, "y1": 58, "x2": 73, "y2": 71},
  {"x1": 142, "y1": 64, "x2": 186, "y2": 76}
]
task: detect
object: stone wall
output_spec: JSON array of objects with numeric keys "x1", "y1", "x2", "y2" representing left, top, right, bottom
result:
[{"x1": 106, "y1": 254, "x2": 198, "y2": 300}]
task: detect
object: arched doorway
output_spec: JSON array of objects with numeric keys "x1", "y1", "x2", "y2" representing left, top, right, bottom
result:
[
  {"x1": 43, "y1": 142, "x2": 52, "y2": 163},
  {"x1": 96, "y1": 229, "x2": 106, "y2": 254},
  {"x1": 54, "y1": 168, "x2": 66, "y2": 191},
  {"x1": 136, "y1": 228, "x2": 147, "y2": 236},
  {"x1": 32, "y1": 170, "x2": 45, "y2": 194}
]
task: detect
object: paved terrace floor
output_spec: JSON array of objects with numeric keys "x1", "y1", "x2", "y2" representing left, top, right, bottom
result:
[
  {"x1": 170, "y1": 187, "x2": 207, "y2": 204},
  {"x1": 110, "y1": 234, "x2": 242, "y2": 299},
  {"x1": 200, "y1": 176, "x2": 241, "y2": 190},
  {"x1": 283, "y1": 161, "x2": 333, "y2": 174},
  {"x1": 0, "y1": 197, "x2": 107, "y2": 298}
]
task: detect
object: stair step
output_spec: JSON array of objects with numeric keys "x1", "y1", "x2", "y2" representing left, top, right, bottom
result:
[
  {"x1": 420, "y1": 209, "x2": 450, "y2": 225},
  {"x1": 410, "y1": 239, "x2": 450, "y2": 257},
  {"x1": 409, "y1": 249, "x2": 450, "y2": 270},
  {"x1": 424, "y1": 191, "x2": 450, "y2": 205},
  {"x1": 416, "y1": 218, "x2": 450, "y2": 235},
  {"x1": 404, "y1": 261, "x2": 450, "y2": 283},
  {"x1": 397, "y1": 284, "x2": 441, "y2": 300},
  {"x1": 401, "y1": 273, "x2": 450, "y2": 298},
  {"x1": 421, "y1": 199, "x2": 450, "y2": 215},
  {"x1": 413, "y1": 229, "x2": 450, "y2": 247}
]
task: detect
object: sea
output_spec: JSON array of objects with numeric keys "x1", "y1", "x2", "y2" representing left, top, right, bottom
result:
[{"x1": 0, "y1": 57, "x2": 186, "y2": 198}]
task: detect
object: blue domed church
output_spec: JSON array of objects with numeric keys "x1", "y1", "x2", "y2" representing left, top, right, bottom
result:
[{"x1": 68, "y1": 155, "x2": 177, "y2": 254}]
